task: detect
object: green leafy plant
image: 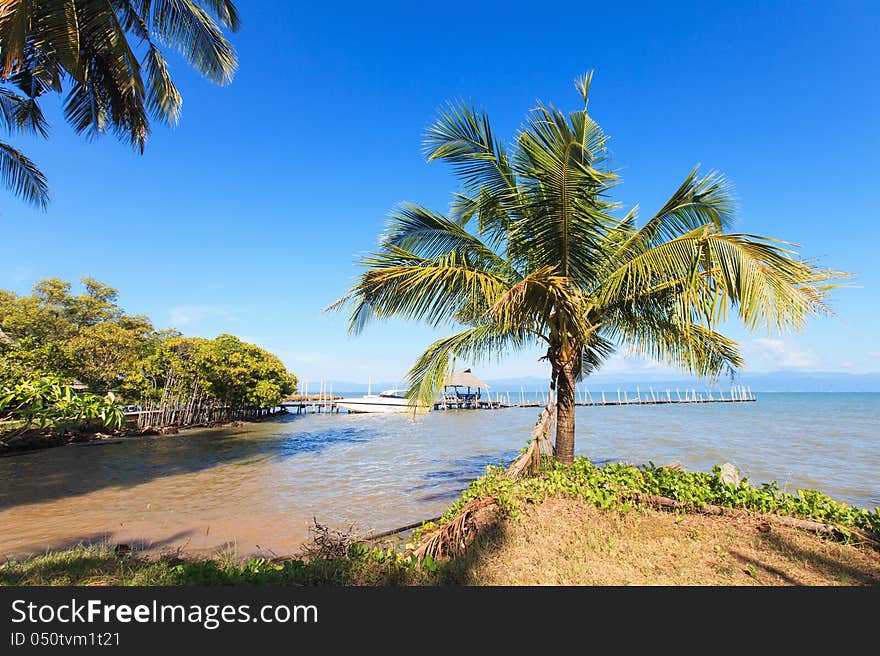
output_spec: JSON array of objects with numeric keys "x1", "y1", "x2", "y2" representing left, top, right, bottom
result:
[
  {"x1": 0, "y1": 374, "x2": 124, "y2": 432},
  {"x1": 418, "y1": 457, "x2": 880, "y2": 542}
]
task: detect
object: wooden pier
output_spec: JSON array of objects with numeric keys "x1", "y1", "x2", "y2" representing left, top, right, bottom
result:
[{"x1": 281, "y1": 385, "x2": 756, "y2": 414}]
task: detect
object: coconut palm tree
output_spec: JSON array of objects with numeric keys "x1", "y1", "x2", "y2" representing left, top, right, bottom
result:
[
  {"x1": 0, "y1": 0, "x2": 240, "y2": 207},
  {"x1": 331, "y1": 72, "x2": 845, "y2": 464}
]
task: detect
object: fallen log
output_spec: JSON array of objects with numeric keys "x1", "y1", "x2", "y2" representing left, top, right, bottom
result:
[{"x1": 362, "y1": 516, "x2": 442, "y2": 542}]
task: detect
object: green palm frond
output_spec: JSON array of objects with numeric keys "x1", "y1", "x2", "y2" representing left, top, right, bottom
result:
[
  {"x1": 142, "y1": 44, "x2": 182, "y2": 125},
  {"x1": 0, "y1": 86, "x2": 48, "y2": 136},
  {"x1": 1, "y1": 0, "x2": 238, "y2": 152},
  {"x1": 616, "y1": 168, "x2": 735, "y2": 258},
  {"x1": 349, "y1": 246, "x2": 509, "y2": 331},
  {"x1": 405, "y1": 324, "x2": 532, "y2": 409},
  {"x1": 149, "y1": 0, "x2": 238, "y2": 85},
  {"x1": 192, "y1": 0, "x2": 241, "y2": 30},
  {"x1": 598, "y1": 228, "x2": 842, "y2": 331},
  {"x1": 0, "y1": 139, "x2": 48, "y2": 208},
  {"x1": 423, "y1": 101, "x2": 520, "y2": 247},
  {"x1": 383, "y1": 203, "x2": 507, "y2": 267}
]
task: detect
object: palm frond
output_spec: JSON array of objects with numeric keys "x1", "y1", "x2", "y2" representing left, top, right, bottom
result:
[
  {"x1": 423, "y1": 100, "x2": 519, "y2": 237},
  {"x1": 598, "y1": 228, "x2": 846, "y2": 333},
  {"x1": 341, "y1": 246, "x2": 510, "y2": 333},
  {"x1": 192, "y1": 0, "x2": 241, "y2": 30},
  {"x1": 405, "y1": 324, "x2": 531, "y2": 409},
  {"x1": 511, "y1": 101, "x2": 618, "y2": 282},
  {"x1": 0, "y1": 87, "x2": 48, "y2": 136},
  {"x1": 607, "y1": 313, "x2": 742, "y2": 380},
  {"x1": 0, "y1": 139, "x2": 48, "y2": 208},
  {"x1": 149, "y1": 0, "x2": 237, "y2": 85},
  {"x1": 382, "y1": 203, "x2": 519, "y2": 278},
  {"x1": 616, "y1": 168, "x2": 735, "y2": 259},
  {"x1": 142, "y1": 44, "x2": 182, "y2": 124}
]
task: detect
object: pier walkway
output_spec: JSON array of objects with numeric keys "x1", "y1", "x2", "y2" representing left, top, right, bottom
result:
[{"x1": 281, "y1": 386, "x2": 757, "y2": 414}]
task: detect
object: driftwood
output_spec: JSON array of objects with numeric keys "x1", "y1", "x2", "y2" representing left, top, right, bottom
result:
[
  {"x1": 362, "y1": 516, "x2": 442, "y2": 542},
  {"x1": 626, "y1": 491, "x2": 880, "y2": 548}
]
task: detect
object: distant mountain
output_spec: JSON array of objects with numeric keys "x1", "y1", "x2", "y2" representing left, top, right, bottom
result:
[{"x1": 484, "y1": 372, "x2": 880, "y2": 393}]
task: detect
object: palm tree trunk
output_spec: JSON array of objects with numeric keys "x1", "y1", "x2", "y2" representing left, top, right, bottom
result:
[{"x1": 554, "y1": 360, "x2": 577, "y2": 464}]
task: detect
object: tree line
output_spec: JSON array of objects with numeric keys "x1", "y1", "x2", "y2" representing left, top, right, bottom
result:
[{"x1": 0, "y1": 277, "x2": 297, "y2": 434}]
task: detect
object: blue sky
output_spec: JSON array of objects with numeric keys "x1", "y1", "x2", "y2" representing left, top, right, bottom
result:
[{"x1": 1, "y1": 1, "x2": 878, "y2": 385}]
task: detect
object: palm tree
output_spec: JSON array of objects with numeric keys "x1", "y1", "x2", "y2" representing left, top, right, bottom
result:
[
  {"x1": 0, "y1": 0, "x2": 240, "y2": 207},
  {"x1": 331, "y1": 72, "x2": 845, "y2": 464}
]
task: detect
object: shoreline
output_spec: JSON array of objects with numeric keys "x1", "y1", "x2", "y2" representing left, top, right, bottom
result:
[
  {"x1": 2, "y1": 491, "x2": 877, "y2": 587},
  {"x1": 0, "y1": 411, "x2": 292, "y2": 458}
]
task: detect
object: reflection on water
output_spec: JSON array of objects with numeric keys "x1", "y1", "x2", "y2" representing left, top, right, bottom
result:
[{"x1": 0, "y1": 393, "x2": 877, "y2": 558}]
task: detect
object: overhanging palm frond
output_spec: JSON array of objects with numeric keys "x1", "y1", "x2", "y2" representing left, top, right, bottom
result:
[
  {"x1": 0, "y1": 139, "x2": 48, "y2": 209},
  {"x1": 1, "y1": 0, "x2": 239, "y2": 162},
  {"x1": 346, "y1": 246, "x2": 509, "y2": 331},
  {"x1": 617, "y1": 168, "x2": 735, "y2": 257},
  {"x1": 150, "y1": 0, "x2": 238, "y2": 85},
  {"x1": 383, "y1": 203, "x2": 519, "y2": 277},
  {"x1": 0, "y1": 86, "x2": 48, "y2": 136},
  {"x1": 575, "y1": 331, "x2": 616, "y2": 379},
  {"x1": 598, "y1": 228, "x2": 843, "y2": 332},
  {"x1": 607, "y1": 312, "x2": 743, "y2": 380},
  {"x1": 143, "y1": 44, "x2": 182, "y2": 125},
  {"x1": 423, "y1": 100, "x2": 520, "y2": 241},
  {"x1": 405, "y1": 324, "x2": 532, "y2": 409},
  {"x1": 193, "y1": 0, "x2": 241, "y2": 30}
]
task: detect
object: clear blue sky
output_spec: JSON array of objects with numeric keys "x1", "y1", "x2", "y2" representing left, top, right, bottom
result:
[{"x1": 1, "y1": 1, "x2": 878, "y2": 385}]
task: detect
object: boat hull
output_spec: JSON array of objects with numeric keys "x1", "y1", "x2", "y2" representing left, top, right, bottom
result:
[{"x1": 335, "y1": 396, "x2": 427, "y2": 414}]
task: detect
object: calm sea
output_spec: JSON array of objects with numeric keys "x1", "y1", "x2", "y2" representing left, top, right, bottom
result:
[{"x1": 0, "y1": 392, "x2": 877, "y2": 558}]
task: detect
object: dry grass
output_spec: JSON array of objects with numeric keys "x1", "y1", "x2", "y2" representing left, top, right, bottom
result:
[{"x1": 460, "y1": 498, "x2": 880, "y2": 586}]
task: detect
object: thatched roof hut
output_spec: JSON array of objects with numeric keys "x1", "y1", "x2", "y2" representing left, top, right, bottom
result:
[{"x1": 444, "y1": 368, "x2": 489, "y2": 391}]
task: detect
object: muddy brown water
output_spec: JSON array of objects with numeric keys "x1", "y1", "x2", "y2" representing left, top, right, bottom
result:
[{"x1": 1, "y1": 394, "x2": 877, "y2": 559}]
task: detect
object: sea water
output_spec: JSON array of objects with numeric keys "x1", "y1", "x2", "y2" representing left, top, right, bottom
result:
[{"x1": 0, "y1": 392, "x2": 876, "y2": 558}]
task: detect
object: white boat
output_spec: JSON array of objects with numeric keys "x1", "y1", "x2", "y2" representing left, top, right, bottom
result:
[{"x1": 335, "y1": 388, "x2": 428, "y2": 414}]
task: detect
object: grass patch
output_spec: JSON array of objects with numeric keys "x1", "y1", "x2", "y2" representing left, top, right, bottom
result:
[
  {"x1": 416, "y1": 457, "x2": 880, "y2": 539},
  {"x1": 0, "y1": 543, "x2": 440, "y2": 586}
]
